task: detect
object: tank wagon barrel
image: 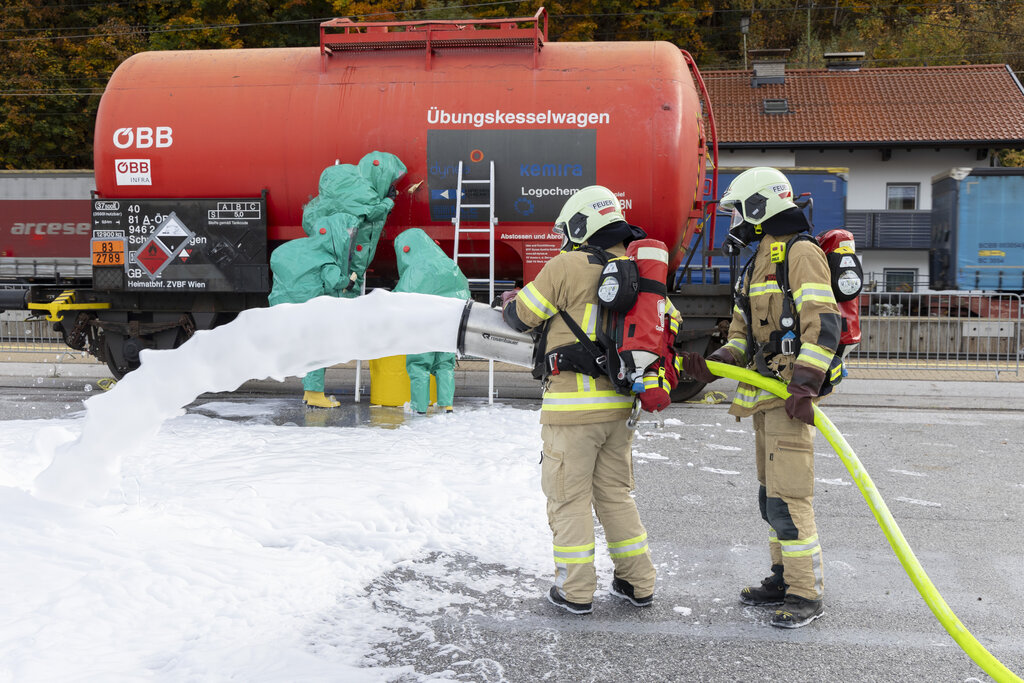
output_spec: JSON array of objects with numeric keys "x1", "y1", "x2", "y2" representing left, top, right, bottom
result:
[{"x1": 15, "y1": 8, "x2": 720, "y2": 378}]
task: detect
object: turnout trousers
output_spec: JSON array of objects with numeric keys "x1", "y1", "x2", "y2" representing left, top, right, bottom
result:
[
  {"x1": 754, "y1": 405, "x2": 824, "y2": 601},
  {"x1": 541, "y1": 421, "x2": 656, "y2": 604}
]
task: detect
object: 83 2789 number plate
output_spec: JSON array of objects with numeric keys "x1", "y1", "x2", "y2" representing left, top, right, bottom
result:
[{"x1": 91, "y1": 238, "x2": 125, "y2": 266}]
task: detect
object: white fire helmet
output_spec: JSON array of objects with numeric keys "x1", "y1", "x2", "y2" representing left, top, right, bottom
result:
[
  {"x1": 719, "y1": 167, "x2": 797, "y2": 228},
  {"x1": 552, "y1": 185, "x2": 625, "y2": 247}
]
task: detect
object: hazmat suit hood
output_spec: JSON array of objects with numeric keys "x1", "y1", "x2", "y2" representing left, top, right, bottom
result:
[
  {"x1": 392, "y1": 228, "x2": 470, "y2": 300},
  {"x1": 301, "y1": 152, "x2": 407, "y2": 236},
  {"x1": 296, "y1": 153, "x2": 407, "y2": 295},
  {"x1": 300, "y1": 163, "x2": 364, "y2": 237},
  {"x1": 268, "y1": 212, "x2": 360, "y2": 305},
  {"x1": 358, "y1": 151, "x2": 407, "y2": 200}
]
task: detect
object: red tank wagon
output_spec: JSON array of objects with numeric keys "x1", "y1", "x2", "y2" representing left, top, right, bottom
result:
[{"x1": 20, "y1": 9, "x2": 721, "y2": 378}]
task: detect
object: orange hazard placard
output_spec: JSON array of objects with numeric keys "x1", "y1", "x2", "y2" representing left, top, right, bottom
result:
[{"x1": 91, "y1": 239, "x2": 125, "y2": 266}]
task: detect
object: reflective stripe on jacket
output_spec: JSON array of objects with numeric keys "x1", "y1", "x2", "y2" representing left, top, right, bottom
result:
[
  {"x1": 512, "y1": 245, "x2": 634, "y2": 425},
  {"x1": 722, "y1": 233, "x2": 841, "y2": 418}
]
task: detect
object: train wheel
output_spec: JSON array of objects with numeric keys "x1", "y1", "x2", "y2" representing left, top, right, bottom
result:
[
  {"x1": 99, "y1": 315, "x2": 194, "y2": 379},
  {"x1": 102, "y1": 333, "x2": 141, "y2": 380},
  {"x1": 670, "y1": 379, "x2": 707, "y2": 403}
]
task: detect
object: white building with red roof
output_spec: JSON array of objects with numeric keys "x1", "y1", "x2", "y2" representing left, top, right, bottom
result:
[{"x1": 703, "y1": 53, "x2": 1024, "y2": 290}]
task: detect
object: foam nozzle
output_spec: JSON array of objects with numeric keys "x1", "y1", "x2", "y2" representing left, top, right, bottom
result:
[{"x1": 456, "y1": 300, "x2": 536, "y2": 368}]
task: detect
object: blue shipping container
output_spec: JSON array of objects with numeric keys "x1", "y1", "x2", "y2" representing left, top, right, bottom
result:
[
  {"x1": 677, "y1": 167, "x2": 848, "y2": 286},
  {"x1": 931, "y1": 168, "x2": 1024, "y2": 291}
]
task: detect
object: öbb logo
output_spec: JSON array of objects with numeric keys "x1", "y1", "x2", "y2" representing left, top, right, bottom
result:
[
  {"x1": 114, "y1": 158, "x2": 152, "y2": 185},
  {"x1": 113, "y1": 127, "x2": 173, "y2": 149},
  {"x1": 116, "y1": 160, "x2": 150, "y2": 174}
]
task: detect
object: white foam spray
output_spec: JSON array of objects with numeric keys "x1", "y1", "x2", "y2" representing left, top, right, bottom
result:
[{"x1": 32, "y1": 291, "x2": 465, "y2": 506}]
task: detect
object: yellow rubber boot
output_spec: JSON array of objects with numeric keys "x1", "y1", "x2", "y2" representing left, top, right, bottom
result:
[{"x1": 303, "y1": 391, "x2": 340, "y2": 409}]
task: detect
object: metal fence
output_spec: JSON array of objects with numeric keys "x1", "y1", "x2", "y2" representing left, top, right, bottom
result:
[
  {"x1": 0, "y1": 283, "x2": 75, "y2": 356},
  {"x1": 1, "y1": 285, "x2": 1021, "y2": 377},
  {"x1": 846, "y1": 290, "x2": 1022, "y2": 376},
  {"x1": 0, "y1": 315, "x2": 72, "y2": 355}
]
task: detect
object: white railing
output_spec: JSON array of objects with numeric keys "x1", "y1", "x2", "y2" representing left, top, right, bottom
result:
[
  {"x1": 847, "y1": 290, "x2": 1022, "y2": 376},
  {"x1": 0, "y1": 313, "x2": 72, "y2": 354}
]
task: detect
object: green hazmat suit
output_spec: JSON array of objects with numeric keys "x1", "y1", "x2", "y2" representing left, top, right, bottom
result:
[
  {"x1": 301, "y1": 152, "x2": 408, "y2": 293},
  {"x1": 392, "y1": 228, "x2": 471, "y2": 413},
  {"x1": 270, "y1": 151, "x2": 406, "y2": 393},
  {"x1": 269, "y1": 213, "x2": 359, "y2": 391}
]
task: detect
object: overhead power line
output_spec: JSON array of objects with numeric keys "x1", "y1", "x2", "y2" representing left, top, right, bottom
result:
[
  {"x1": 0, "y1": 91, "x2": 105, "y2": 96},
  {"x1": 0, "y1": 0, "x2": 528, "y2": 40},
  {"x1": 3, "y1": 0, "x2": 1022, "y2": 41}
]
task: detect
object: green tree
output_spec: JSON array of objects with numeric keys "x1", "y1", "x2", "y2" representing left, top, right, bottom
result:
[
  {"x1": 0, "y1": 1, "x2": 142, "y2": 168},
  {"x1": 3, "y1": 1, "x2": 1024, "y2": 169}
]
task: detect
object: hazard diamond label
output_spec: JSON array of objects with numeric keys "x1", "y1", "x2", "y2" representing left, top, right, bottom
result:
[
  {"x1": 136, "y1": 240, "x2": 172, "y2": 276},
  {"x1": 155, "y1": 213, "x2": 193, "y2": 254}
]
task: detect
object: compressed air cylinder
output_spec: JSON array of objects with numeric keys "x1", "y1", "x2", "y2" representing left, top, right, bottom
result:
[{"x1": 619, "y1": 239, "x2": 670, "y2": 387}]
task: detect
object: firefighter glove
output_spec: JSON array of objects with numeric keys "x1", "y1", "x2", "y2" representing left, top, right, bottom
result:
[
  {"x1": 679, "y1": 349, "x2": 734, "y2": 384},
  {"x1": 678, "y1": 352, "x2": 714, "y2": 384},
  {"x1": 496, "y1": 288, "x2": 521, "y2": 309},
  {"x1": 639, "y1": 369, "x2": 671, "y2": 413},
  {"x1": 785, "y1": 365, "x2": 825, "y2": 425},
  {"x1": 640, "y1": 388, "x2": 671, "y2": 413}
]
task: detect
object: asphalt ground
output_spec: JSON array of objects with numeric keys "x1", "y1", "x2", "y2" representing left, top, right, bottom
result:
[{"x1": 2, "y1": 357, "x2": 1023, "y2": 681}]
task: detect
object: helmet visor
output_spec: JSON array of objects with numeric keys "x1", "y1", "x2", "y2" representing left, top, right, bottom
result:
[
  {"x1": 552, "y1": 221, "x2": 566, "y2": 235},
  {"x1": 730, "y1": 208, "x2": 745, "y2": 228}
]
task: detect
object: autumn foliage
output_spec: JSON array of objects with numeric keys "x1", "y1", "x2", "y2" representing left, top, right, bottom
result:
[{"x1": 2, "y1": 0, "x2": 1023, "y2": 168}]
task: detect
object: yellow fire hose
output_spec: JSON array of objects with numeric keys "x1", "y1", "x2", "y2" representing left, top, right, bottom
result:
[{"x1": 706, "y1": 361, "x2": 1022, "y2": 683}]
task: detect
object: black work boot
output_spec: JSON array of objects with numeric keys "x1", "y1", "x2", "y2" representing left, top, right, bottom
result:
[
  {"x1": 770, "y1": 594, "x2": 824, "y2": 629},
  {"x1": 610, "y1": 577, "x2": 653, "y2": 607},
  {"x1": 547, "y1": 586, "x2": 593, "y2": 615},
  {"x1": 739, "y1": 564, "x2": 787, "y2": 606}
]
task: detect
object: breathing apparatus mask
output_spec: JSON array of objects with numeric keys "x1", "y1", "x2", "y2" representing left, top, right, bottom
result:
[
  {"x1": 721, "y1": 206, "x2": 762, "y2": 257},
  {"x1": 718, "y1": 167, "x2": 799, "y2": 257}
]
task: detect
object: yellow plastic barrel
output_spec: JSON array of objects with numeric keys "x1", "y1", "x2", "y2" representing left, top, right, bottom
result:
[{"x1": 368, "y1": 355, "x2": 436, "y2": 407}]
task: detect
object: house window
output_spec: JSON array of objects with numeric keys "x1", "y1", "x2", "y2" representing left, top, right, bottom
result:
[
  {"x1": 886, "y1": 184, "x2": 919, "y2": 210},
  {"x1": 883, "y1": 268, "x2": 917, "y2": 292}
]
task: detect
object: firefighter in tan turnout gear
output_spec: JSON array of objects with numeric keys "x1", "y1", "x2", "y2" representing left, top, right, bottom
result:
[
  {"x1": 682, "y1": 167, "x2": 842, "y2": 628},
  {"x1": 501, "y1": 186, "x2": 657, "y2": 615}
]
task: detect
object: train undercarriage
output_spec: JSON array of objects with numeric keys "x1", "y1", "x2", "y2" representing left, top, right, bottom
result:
[{"x1": 14, "y1": 282, "x2": 733, "y2": 400}]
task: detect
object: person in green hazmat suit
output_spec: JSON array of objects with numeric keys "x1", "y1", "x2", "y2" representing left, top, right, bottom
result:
[
  {"x1": 270, "y1": 151, "x2": 406, "y2": 408},
  {"x1": 391, "y1": 228, "x2": 471, "y2": 414},
  {"x1": 302, "y1": 152, "x2": 408, "y2": 293}
]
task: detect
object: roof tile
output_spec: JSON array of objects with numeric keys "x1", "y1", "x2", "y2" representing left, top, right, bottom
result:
[{"x1": 703, "y1": 64, "x2": 1024, "y2": 145}]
